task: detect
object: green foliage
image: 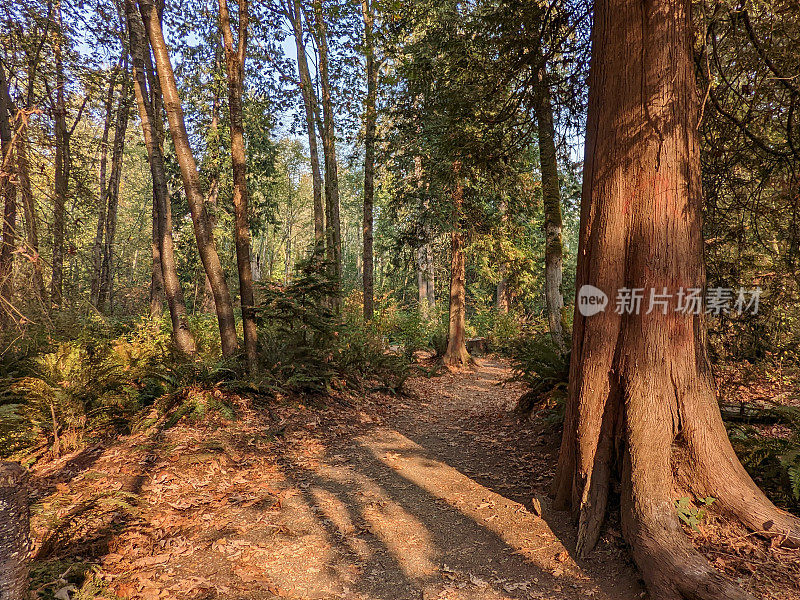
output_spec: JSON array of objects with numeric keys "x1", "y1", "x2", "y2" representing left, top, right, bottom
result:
[
  {"x1": 511, "y1": 332, "x2": 570, "y2": 393},
  {"x1": 0, "y1": 318, "x2": 238, "y2": 459},
  {"x1": 383, "y1": 304, "x2": 447, "y2": 359},
  {"x1": 0, "y1": 327, "x2": 169, "y2": 458},
  {"x1": 256, "y1": 253, "x2": 409, "y2": 396},
  {"x1": 29, "y1": 560, "x2": 112, "y2": 600},
  {"x1": 728, "y1": 410, "x2": 800, "y2": 511},
  {"x1": 467, "y1": 308, "x2": 524, "y2": 355},
  {"x1": 510, "y1": 331, "x2": 570, "y2": 420},
  {"x1": 675, "y1": 496, "x2": 716, "y2": 532}
]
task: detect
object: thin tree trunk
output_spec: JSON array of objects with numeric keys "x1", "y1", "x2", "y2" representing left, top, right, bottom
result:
[
  {"x1": 534, "y1": 62, "x2": 566, "y2": 353},
  {"x1": 218, "y1": 0, "x2": 258, "y2": 372},
  {"x1": 361, "y1": 0, "x2": 376, "y2": 320},
  {"x1": 284, "y1": 195, "x2": 292, "y2": 285},
  {"x1": 0, "y1": 64, "x2": 17, "y2": 318},
  {"x1": 311, "y1": 0, "x2": 342, "y2": 286},
  {"x1": 496, "y1": 266, "x2": 508, "y2": 313},
  {"x1": 417, "y1": 246, "x2": 429, "y2": 314},
  {"x1": 496, "y1": 199, "x2": 509, "y2": 313},
  {"x1": 201, "y1": 51, "x2": 222, "y2": 313},
  {"x1": 51, "y1": 0, "x2": 67, "y2": 306},
  {"x1": 149, "y1": 200, "x2": 164, "y2": 319},
  {"x1": 0, "y1": 462, "x2": 29, "y2": 600},
  {"x1": 286, "y1": 0, "x2": 324, "y2": 246},
  {"x1": 90, "y1": 67, "x2": 118, "y2": 308},
  {"x1": 414, "y1": 155, "x2": 435, "y2": 316},
  {"x1": 138, "y1": 0, "x2": 239, "y2": 358},
  {"x1": 126, "y1": 0, "x2": 196, "y2": 354},
  {"x1": 553, "y1": 0, "x2": 799, "y2": 598},
  {"x1": 98, "y1": 73, "x2": 131, "y2": 313},
  {"x1": 17, "y1": 134, "x2": 46, "y2": 303},
  {"x1": 443, "y1": 174, "x2": 470, "y2": 368}
]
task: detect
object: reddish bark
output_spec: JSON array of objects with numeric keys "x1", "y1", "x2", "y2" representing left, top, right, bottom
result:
[{"x1": 553, "y1": 0, "x2": 800, "y2": 597}]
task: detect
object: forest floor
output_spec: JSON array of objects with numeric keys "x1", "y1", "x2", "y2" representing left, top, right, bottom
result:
[{"x1": 26, "y1": 357, "x2": 800, "y2": 600}]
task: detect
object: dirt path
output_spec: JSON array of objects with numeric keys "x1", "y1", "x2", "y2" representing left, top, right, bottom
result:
[
  {"x1": 278, "y1": 357, "x2": 643, "y2": 600},
  {"x1": 29, "y1": 358, "x2": 643, "y2": 600}
]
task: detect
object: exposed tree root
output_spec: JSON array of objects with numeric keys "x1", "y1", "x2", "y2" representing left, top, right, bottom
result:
[
  {"x1": 442, "y1": 347, "x2": 475, "y2": 371},
  {"x1": 684, "y1": 394, "x2": 800, "y2": 548},
  {"x1": 620, "y1": 478, "x2": 755, "y2": 600}
]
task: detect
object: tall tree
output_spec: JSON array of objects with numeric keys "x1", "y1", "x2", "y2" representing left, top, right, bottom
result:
[
  {"x1": 283, "y1": 0, "x2": 324, "y2": 246},
  {"x1": 0, "y1": 64, "x2": 17, "y2": 320},
  {"x1": 89, "y1": 67, "x2": 119, "y2": 309},
  {"x1": 218, "y1": 0, "x2": 258, "y2": 371},
  {"x1": 137, "y1": 0, "x2": 239, "y2": 357},
  {"x1": 310, "y1": 0, "x2": 343, "y2": 285},
  {"x1": 98, "y1": 71, "x2": 132, "y2": 312},
  {"x1": 361, "y1": 0, "x2": 377, "y2": 320},
  {"x1": 534, "y1": 62, "x2": 566, "y2": 354},
  {"x1": 17, "y1": 133, "x2": 46, "y2": 304},
  {"x1": 553, "y1": 1, "x2": 800, "y2": 599},
  {"x1": 50, "y1": 0, "x2": 67, "y2": 306},
  {"x1": 443, "y1": 170, "x2": 470, "y2": 368},
  {"x1": 414, "y1": 155, "x2": 435, "y2": 315},
  {"x1": 126, "y1": 0, "x2": 196, "y2": 354}
]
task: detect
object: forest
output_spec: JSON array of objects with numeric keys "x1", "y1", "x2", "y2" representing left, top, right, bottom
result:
[{"x1": 0, "y1": 0, "x2": 799, "y2": 598}]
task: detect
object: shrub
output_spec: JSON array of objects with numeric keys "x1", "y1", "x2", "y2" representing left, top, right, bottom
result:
[
  {"x1": 727, "y1": 406, "x2": 800, "y2": 513},
  {"x1": 256, "y1": 255, "x2": 409, "y2": 396},
  {"x1": 510, "y1": 331, "x2": 570, "y2": 420}
]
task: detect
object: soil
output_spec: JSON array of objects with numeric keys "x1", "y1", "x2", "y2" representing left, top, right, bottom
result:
[{"x1": 25, "y1": 357, "x2": 798, "y2": 599}]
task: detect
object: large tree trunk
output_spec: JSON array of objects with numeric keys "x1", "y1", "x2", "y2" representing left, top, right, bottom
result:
[
  {"x1": 286, "y1": 0, "x2": 324, "y2": 247},
  {"x1": 311, "y1": 0, "x2": 342, "y2": 287},
  {"x1": 443, "y1": 176, "x2": 470, "y2": 368},
  {"x1": 51, "y1": 0, "x2": 67, "y2": 307},
  {"x1": 553, "y1": 1, "x2": 800, "y2": 598},
  {"x1": 534, "y1": 62, "x2": 565, "y2": 354},
  {"x1": 219, "y1": 0, "x2": 258, "y2": 372},
  {"x1": 138, "y1": 0, "x2": 239, "y2": 358},
  {"x1": 127, "y1": 0, "x2": 196, "y2": 355},
  {"x1": 0, "y1": 64, "x2": 17, "y2": 319},
  {"x1": 98, "y1": 73, "x2": 131, "y2": 314},
  {"x1": 361, "y1": 0, "x2": 377, "y2": 321},
  {"x1": 0, "y1": 463, "x2": 29, "y2": 600}
]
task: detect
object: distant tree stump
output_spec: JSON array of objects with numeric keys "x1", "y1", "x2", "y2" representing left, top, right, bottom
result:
[
  {"x1": 0, "y1": 462, "x2": 30, "y2": 600},
  {"x1": 466, "y1": 337, "x2": 488, "y2": 355}
]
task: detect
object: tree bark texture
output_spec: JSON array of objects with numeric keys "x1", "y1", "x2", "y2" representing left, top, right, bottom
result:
[
  {"x1": 443, "y1": 176, "x2": 470, "y2": 368},
  {"x1": 218, "y1": 0, "x2": 258, "y2": 372},
  {"x1": 552, "y1": 1, "x2": 800, "y2": 598},
  {"x1": 138, "y1": 0, "x2": 239, "y2": 357},
  {"x1": 0, "y1": 462, "x2": 30, "y2": 600}
]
